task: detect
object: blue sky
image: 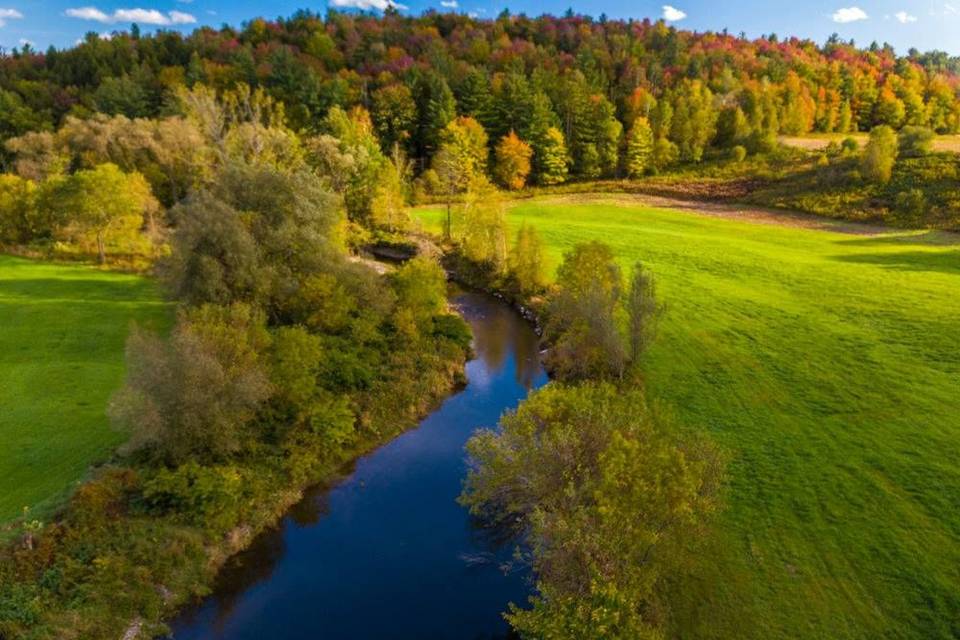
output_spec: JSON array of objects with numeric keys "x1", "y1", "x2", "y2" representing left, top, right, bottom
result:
[{"x1": 1, "y1": 1, "x2": 959, "y2": 55}]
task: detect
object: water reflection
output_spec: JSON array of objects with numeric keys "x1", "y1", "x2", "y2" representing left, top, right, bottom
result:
[
  {"x1": 453, "y1": 289, "x2": 541, "y2": 392},
  {"x1": 167, "y1": 289, "x2": 547, "y2": 640}
]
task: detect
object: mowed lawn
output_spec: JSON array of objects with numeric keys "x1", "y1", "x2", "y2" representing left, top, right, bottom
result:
[
  {"x1": 0, "y1": 255, "x2": 169, "y2": 524},
  {"x1": 417, "y1": 197, "x2": 960, "y2": 639}
]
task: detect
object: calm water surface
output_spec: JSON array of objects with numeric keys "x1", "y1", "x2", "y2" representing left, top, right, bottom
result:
[{"x1": 168, "y1": 289, "x2": 547, "y2": 640}]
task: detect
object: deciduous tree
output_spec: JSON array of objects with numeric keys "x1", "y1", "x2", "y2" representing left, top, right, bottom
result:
[
  {"x1": 53, "y1": 163, "x2": 157, "y2": 263},
  {"x1": 460, "y1": 383, "x2": 724, "y2": 640},
  {"x1": 624, "y1": 117, "x2": 654, "y2": 178},
  {"x1": 545, "y1": 241, "x2": 626, "y2": 380},
  {"x1": 509, "y1": 223, "x2": 545, "y2": 296},
  {"x1": 493, "y1": 131, "x2": 533, "y2": 190}
]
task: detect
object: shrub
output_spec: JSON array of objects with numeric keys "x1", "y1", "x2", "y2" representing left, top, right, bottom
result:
[
  {"x1": 747, "y1": 129, "x2": 778, "y2": 154},
  {"x1": 898, "y1": 126, "x2": 935, "y2": 158},
  {"x1": 141, "y1": 462, "x2": 247, "y2": 533},
  {"x1": 895, "y1": 188, "x2": 928, "y2": 225},
  {"x1": 730, "y1": 145, "x2": 747, "y2": 163},
  {"x1": 860, "y1": 126, "x2": 898, "y2": 184},
  {"x1": 841, "y1": 137, "x2": 860, "y2": 154},
  {"x1": 431, "y1": 313, "x2": 472, "y2": 347}
]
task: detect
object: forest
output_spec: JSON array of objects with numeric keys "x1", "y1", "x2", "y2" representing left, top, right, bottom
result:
[{"x1": 1, "y1": 7, "x2": 959, "y2": 640}]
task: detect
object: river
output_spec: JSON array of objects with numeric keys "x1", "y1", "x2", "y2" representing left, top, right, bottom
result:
[{"x1": 167, "y1": 289, "x2": 548, "y2": 640}]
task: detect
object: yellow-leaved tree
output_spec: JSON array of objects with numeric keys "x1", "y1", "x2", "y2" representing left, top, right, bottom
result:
[
  {"x1": 494, "y1": 131, "x2": 533, "y2": 190},
  {"x1": 53, "y1": 163, "x2": 158, "y2": 263}
]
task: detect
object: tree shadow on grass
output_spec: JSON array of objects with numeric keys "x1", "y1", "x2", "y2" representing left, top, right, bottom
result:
[
  {"x1": 832, "y1": 250, "x2": 960, "y2": 275},
  {"x1": 834, "y1": 230, "x2": 960, "y2": 247},
  {"x1": 0, "y1": 277, "x2": 161, "y2": 304}
]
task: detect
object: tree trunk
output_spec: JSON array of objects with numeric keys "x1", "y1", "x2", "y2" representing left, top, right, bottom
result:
[
  {"x1": 445, "y1": 200, "x2": 452, "y2": 241},
  {"x1": 97, "y1": 231, "x2": 106, "y2": 264}
]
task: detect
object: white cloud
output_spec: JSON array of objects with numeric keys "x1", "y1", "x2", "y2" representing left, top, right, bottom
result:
[
  {"x1": 944, "y1": 2, "x2": 959, "y2": 14},
  {"x1": 168, "y1": 10, "x2": 196, "y2": 23},
  {"x1": 65, "y1": 6, "x2": 197, "y2": 25},
  {"x1": 832, "y1": 7, "x2": 868, "y2": 23},
  {"x1": 65, "y1": 6, "x2": 110, "y2": 21},
  {"x1": 328, "y1": 0, "x2": 407, "y2": 10},
  {"x1": 18, "y1": 37, "x2": 32, "y2": 46},
  {"x1": 440, "y1": 0, "x2": 457, "y2": 7},
  {"x1": 894, "y1": 10, "x2": 917, "y2": 23},
  {"x1": 662, "y1": 5, "x2": 686, "y2": 21},
  {"x1": 0, "y1": 7, "x2": 24, "y2": 27}
]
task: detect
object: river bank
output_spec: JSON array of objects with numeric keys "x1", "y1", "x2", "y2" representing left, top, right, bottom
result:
[
  {"x1": 0, "y1": 283, "x2": 473, "y2": 640},
  {"x1": 166, "y1": 288, "x2": 547, "y2": 639}
]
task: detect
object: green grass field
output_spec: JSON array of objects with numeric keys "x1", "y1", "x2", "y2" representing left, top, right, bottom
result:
[
  {"x1": 0, "y1": 255, "x2": 169, "y2": 524},
  {"x1": 417, "y1": 196, "x2": 960, "y2": 639}
]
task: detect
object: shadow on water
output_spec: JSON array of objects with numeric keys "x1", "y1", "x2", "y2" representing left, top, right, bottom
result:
[{"x1": 167, "y1": 288, "x2": 546, "y2": 640}]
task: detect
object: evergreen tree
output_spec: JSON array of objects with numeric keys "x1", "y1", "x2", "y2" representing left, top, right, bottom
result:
[
  {"x1": 415, "y1": 72, "x2": 457, "y2": 159},
  {"x1": 491, "y1": 72, "x2": 536, "y2": 142},
  {"x1": 457, "y1": 69, "x2": 495, "y2": 132},
  {"x1": 527, "y1": 92, "x2": 562, "y2": 182}
]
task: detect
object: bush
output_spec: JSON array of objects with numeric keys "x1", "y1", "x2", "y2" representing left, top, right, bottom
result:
[
  {"x1": 895, "y1": 188, "x2": 928, "y2": 225},
  {"x1": 841, "y1": 137, "x2": 860, "y2": 154},
  {"x1": 141, "y1": 462, "x2": 247, "y2": 534},
  {"x1": 860, "y1": 126, "x2": 898, "y2": 184},
  {"x1": 747, "y1": 129, "x2": 778, "y2": 154},
  {"x1": 898, "y1": 126, "x2": 935, "y2": 158},
  {"x1": 730, "y1": 145, "x2": 747, "y2": 163},
  {"x1": 816, "y1": 153, "x2": 830, "y2": 167},
  {"x1": 432, "y1": 313, "x2": 472, "y2": 346}
]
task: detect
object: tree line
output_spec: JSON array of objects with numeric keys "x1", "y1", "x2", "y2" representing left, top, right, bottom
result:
[{"x1": 2, "y1": 9, "x2": 960, "y2": 186}]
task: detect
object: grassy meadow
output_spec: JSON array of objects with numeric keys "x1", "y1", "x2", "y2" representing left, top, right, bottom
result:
[
  {"x1": 416, "y1": 196, "x2": 960, "y2": 639},
  {"x1": 0, "y1": 255, "x2": 169, "y2": 524},
  {"x1": 780, "y1": 133, "x2": 960, "y2": 153}
]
